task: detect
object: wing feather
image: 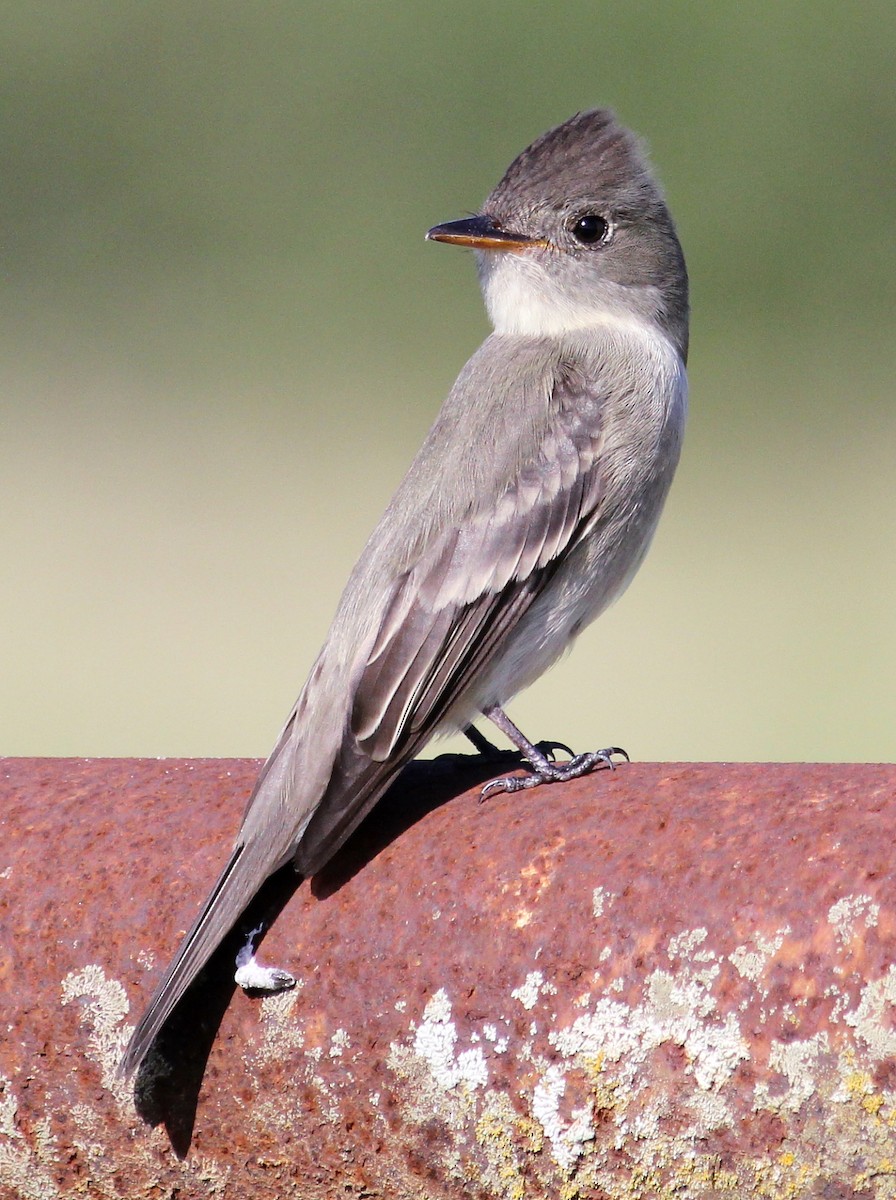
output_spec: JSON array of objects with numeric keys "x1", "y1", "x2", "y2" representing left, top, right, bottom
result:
[
  {"x1": 350, "y1": 363, "x2": 606, "y2": 763},
  {"x1": 294, "y1": 354, "x2": 620, "y2": 876}
]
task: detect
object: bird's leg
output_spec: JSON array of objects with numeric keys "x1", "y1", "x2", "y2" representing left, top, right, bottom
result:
[
  {"x1": 479, "y1": 705, "x2": 628, "y2": 800},
  {"x1": 463, "y1": 724, "x2": 502, "y2": 756},
  {"x1": 463, "y1": 721, "x2": 575, "y2": 763},
  {"x1": 233, "y1": 923, "x2": 297, "y2": 993}
]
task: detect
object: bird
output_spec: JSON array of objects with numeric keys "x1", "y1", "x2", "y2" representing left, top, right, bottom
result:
[{"x1": 119, "y1": 108, "x2": 688, "y2": 1079}]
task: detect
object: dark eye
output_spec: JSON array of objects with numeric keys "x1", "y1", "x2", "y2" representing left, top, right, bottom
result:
[{"x1": 571, "y1": 214, "x2": 609, "y2": 245}]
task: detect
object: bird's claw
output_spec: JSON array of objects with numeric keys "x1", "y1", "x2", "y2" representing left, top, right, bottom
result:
[
  {"x1": 479, "y1": 745, "x2": 628, "y2": 802},
  {"x1": 534, "y1": 739, "x2": 576, "y2": 761}
]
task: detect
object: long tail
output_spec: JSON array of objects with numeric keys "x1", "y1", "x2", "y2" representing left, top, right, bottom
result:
[{"x1": 118, "y1": 837, "x2": 281, "y2": 1079}]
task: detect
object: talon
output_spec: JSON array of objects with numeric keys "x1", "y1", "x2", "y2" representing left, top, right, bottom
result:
[
  {"x1": 479, "y1": 773, "x2": 526, "y2": 801},
  {"x1": 534, "y1": 739, "x2": 575, "y2": 762}
]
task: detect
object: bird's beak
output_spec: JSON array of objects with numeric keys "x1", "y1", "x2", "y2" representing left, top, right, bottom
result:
[{"x1": 426, "y1": 215, "x2": 542, "y2": 252}]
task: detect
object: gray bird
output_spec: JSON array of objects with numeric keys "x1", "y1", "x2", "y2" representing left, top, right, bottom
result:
[{"x1": 120, "y1": 108, "x2": 688, "y2": 1078}]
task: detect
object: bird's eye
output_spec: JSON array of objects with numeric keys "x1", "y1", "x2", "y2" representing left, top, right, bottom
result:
[{"x1": 571, "y1": 214, "x2": 609, "y2": 246}]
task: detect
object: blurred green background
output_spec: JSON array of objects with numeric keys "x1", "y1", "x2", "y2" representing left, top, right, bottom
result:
[{"x1": 2, "y1": 2, "x2": 894, "y2": 761}]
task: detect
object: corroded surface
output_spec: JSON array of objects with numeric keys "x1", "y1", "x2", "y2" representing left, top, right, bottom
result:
[{"x1": 1, "y1": 757, "x2": 895, "y2": 1198}]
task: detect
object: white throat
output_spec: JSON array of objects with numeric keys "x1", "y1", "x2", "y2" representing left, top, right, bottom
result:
[{"x1": 480, "y1": 252, "x2": 664, "y2": 343}]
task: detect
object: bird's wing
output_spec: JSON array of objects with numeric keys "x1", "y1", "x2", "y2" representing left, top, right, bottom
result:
[
  {"x1": 120, "y1": 351, "x2": 613, "y2": 1076},
  {"x1": 295, "y1": 355, "x2": 609, "y2": 871}
]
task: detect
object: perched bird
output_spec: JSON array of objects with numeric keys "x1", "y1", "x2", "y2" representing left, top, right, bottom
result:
[{"x1": 120, "y1": 108, "x2": 688, "y2": 1078}]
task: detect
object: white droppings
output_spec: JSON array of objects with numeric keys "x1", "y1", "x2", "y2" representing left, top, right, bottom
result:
[
  {"x1": 234, "y1": 924, "x2": 297, "y2": 992},
  {"x1": 592, "y1": 886, "x2": 616, "y2": 918}
]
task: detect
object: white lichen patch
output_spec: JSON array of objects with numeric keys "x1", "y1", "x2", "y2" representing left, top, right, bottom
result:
[
  {"x1": 135, "y1": 949, "x2": 156, "y2": 972},
  {"x1": 845, "y1": 965, "x2": 896, "y2": 1059},
  {"x1": 730, "y1": 928, "x2": 789, "y2": 982},
  {"x1": 592, "y1": 886, "x2": 617, "y2": 919},
  {"x1": 60, "y1": 965, "x2": 131, "y2": 1097},
  {"x1": 387, "y1": 990, "x2": 499, "y2": 1147},
  {"x1": 328, "y1": 1027, "x2": 350, "y2": 1056},
  {"x1": 753, "y1": 1032, "x2": 832, "y2": 1114},
  {"x1": 411, "y1": 990, "x2": 488, "y2": 1092},
  {"x1": 667, "y1": 927, "x2": 708, "y2": 959},
  {"x1": 186, "y1": 1155, "x2": 232, "y2": 1194},
  {"x1": 0, "y1": 1073, "x2": 59, "y2": 1200},
  {"x1": 328, "y1": 1027, "x2": 350, "y2": 1058},
  {"x1": 378, "y1": 911, "x2": 896, "y2": 1195},
  {"x1": 531, "y1": 1064, "x2": 594, "y2": 1171},
  {"x1": 253, "y1": 987, "x2": 306, "y2": 1067},
  {"x1": 481, "y1": 1023, "x2": 510, "y2": 1053},
  {"x1": 828, "y1": 894, "x2": 880, "y2": 946},
  {"x1": 549, "y1": 961, "x2": 748, "y2": 1095},
  {"x1": 511, "y1": 970, "x2": 557, "y2": 1011}
]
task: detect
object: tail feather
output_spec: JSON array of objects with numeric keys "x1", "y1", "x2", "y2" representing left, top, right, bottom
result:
[{"x1": 119, "y1": 841, "x2": 270, "y2": 1079}]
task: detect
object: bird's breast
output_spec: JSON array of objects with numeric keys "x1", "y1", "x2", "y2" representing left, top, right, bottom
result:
[{"x1": 464, "y1": 324, "x2": 687, "y2": 715}]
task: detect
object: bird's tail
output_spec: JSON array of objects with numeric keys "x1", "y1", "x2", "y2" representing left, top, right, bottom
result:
[{"x1": 117, "y1": 837, "x2": 280, "y2": 1079}]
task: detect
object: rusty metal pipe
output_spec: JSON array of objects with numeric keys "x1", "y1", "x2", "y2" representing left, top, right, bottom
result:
[{"x1": 1, "y1": 757, "x2": 895, "y2": 1198}]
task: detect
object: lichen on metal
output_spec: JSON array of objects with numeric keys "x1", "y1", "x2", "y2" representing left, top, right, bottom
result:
[{"x1": 1, "y1": 758, "x2": 896, "y2": 1198}]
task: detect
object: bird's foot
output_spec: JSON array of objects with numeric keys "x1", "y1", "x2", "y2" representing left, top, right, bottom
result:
[
  {"x1": 476, "y1": 704, "x2": 628, "y2": 802},
  {"x1": 480, "y1": 746, "x2": 628, "y2": 800},
  {"x1": 234, "y1": 923, "x2": 297, "y2": 993}
]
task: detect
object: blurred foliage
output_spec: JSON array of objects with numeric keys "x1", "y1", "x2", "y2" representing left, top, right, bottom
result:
[{"x1": 2, "y1": 1, "x2": 894, "y2": 759}]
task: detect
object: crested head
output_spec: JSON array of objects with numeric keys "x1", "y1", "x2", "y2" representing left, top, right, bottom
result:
[
  {"x1": 471, "y1": 110, "x2": 689, "y2": 359},
  {"x1": 487, "y1": 109, "x2": 659, "y2": 219}
]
